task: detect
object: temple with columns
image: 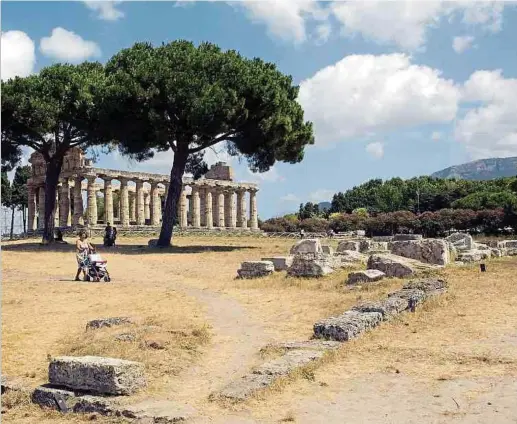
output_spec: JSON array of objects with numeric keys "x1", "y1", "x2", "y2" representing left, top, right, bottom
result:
[{"x1": 26, "y1": 148, "x2": 260, "y2": 232}]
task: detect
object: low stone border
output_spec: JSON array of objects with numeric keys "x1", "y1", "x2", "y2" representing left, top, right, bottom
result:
[{"x1": 217, "y1": 277, "x2": 448, "y2": 402}]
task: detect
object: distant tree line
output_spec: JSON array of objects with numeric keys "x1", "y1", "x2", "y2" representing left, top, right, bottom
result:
[{"x1": 262, "y1": 176, "x2": 517, "y2": 236}]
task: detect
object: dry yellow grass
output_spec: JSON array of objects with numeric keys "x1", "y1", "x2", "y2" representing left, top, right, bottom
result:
[{"x1": 2, "y1": 235, "x2": 517, "y2": 423}]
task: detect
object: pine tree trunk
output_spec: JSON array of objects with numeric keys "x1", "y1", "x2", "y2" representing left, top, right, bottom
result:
[
  {"x1": 42, "y1": 157, "x2": 64, "y2": 245},
  {"x1": 157, "y1": 147, "x2": 188, "y2": 247},
  {"x1": 10, "y1": 206, "x2": 15, "y2": 240}
]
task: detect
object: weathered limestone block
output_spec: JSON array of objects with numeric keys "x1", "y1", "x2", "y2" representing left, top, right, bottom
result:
[
  {"x1": 237, "y1": 261, "x2": 274, "y2": 279},
  {"x1": 313, "y1": 310, "x2": 383, "y2": 342},
  {"x1": 48, "y1": 356, "x2": 146, "y2": 395},
  {"x1": 86, "y1": 317, "x2": 132, "y2": 331},
  {"x1": 287, "y1": 253, "x2": 335, "y2": 277},
  {"x1": 372, "y1": 236, "x2": 394, "y2": 242},
  {"x1": 367, "y1": 254, "x2": 438, "y2": 278},
  {"x1": 497, "y1": 240, "x2": 517, "y2": 249},
  {"x1": 388, "y1": 288, "x2": 426, "y2": 306},
  {"x1": 267, "y1": 340, "x2": 341, "y2": 351},
  {"x1": 289, "y1": 239, "x2": 323, "y2": 255},
  {"x1": 32, "y1": 385, "x2": 116, "y2": 414},
  {"x1": 116, "y1": 400, "x2": 197, "y2": 423},
  {"x1": 337, "y1": 241, "x2": 360, "y2": 252},
  {"x1": 355, "y1": 230, "x2": 366, "y2": 237},
  {"x1": 390, "y1": 239, "x2": 450, "y2": 265},
  {"x1": 393, "y1": 234, "x2": 423, "y2": 241},
  {"x1": 219, "y1": 374, "x2": 275, "y2": 401},
  {"x1": 475, "y1": 243, "x2": 491, "y2": 251},
  {"x1": 335, "y1": 250, "x2": 368, "y2": 264},
  {"x1": 403, "y1": 278, "x2": 448, "y2": 293},
  {"x1": 352, "y1": 297, "x2": 408, "y2": 320},
  {"x1": 456, "y1": 250, "x2": 482, "y2": 262},
  {"x1": 261, "y1": 256, "x2": 293, "y2": 271},
  {"x1": 446, "y1": 232, "x2": 473, "y2": 251},
  {"x1": 253, "y1": 350, "x2": 325, "y2": 376},
  {"x1": 1, "y1": 375, "x2": 30, "y2": 394},
  {"x1": 507, "y1": 248, "x2": 517, "y2": 256},
  {"x1": 346, "y1": 269, "x2": 385, "y2": 285},
  {"x1": 322, "y1": 245, "x2": 334, "y2": 255},
  {"x1": 490, "y1": 248, "x2": 504, "y2": 257}
]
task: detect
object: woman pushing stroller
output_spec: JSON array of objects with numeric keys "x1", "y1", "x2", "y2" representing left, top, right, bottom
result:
[{"x1": 75, "y1": 231, "x2": 99, "y2": 281}]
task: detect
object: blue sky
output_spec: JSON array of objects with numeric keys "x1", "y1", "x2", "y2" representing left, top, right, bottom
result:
[{"x1": 2, "y1": 1, "x2": 517, "y2": 219}]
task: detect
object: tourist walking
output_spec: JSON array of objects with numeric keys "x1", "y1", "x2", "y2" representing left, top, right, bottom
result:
[{"x1": 75, "y1": 231, "x2": 95, "y2": 281}]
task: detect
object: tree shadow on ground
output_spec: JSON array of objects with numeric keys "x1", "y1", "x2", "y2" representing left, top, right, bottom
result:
[{"x1": 1, "y1": 241, "x2": 257, "y2": 255}]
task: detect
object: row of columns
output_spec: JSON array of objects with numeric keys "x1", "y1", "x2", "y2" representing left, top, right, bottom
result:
[{"x1": 27, "y1": 177, "x2": 259, "y2": 231}]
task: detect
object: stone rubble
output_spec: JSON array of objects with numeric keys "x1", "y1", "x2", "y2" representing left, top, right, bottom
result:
[
  {"x1": 48, "y1": 356, "x2": 146, "y2": 395},
  {"x1": 260, "y1": 256, "x2": 293, "y2": 271},
  {"x1": 393, "y1": 234, "x2": 423, "y2": 241},
  {"x1": 346, "y1": 269, "x2": 386, "y2": 285},
  {"x1": 287, "y1": 253, "x2": 335, "y2": 277},
  {"x1": 253, "y1": 350, "x2": 325, "y2": 376},
  {"x1": 390, "y1": 239, "x2": 450, "y2": 265},
  {"x1": 366, "y1": 253, "x2": 439, "y2": 278},
  {"x1": 266, "y1": 340, "x2": 342, "y2": 351},
  {"x1": 289, "y1": 239, "x2": 323, "y2": 255},
  {"x1": 446, "y1": 232, "x2": 474, "y2": 251},
  {"x1": 322, "y1": 245, "x2": 334, "y2": 255},
  {"x1": 86, "y1": 317, "x2": 133, "y2": 331},
  {"x1": 237, "y1": 261, "x2": 275, "y2": 279},
  {"x1": 352, "y1": 297, "x2": 409, "y2": 320},
  {"x1": 313, "y1": 311, "x2": 383, "y2": 342},
  {"x1": 334, "y1": 249, "x2": 368, "y2": 264},
  {"x1": 337, "y1": 240, "x2": 360, "y2": 252}
]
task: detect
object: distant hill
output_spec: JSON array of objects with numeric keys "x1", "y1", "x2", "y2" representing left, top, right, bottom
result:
[
  {"x1": 318, "y1": 201, "x2": 331, "y2": 211},
  {"x1": 432, "y1": 157, "x2": 517, "y2": 180}
]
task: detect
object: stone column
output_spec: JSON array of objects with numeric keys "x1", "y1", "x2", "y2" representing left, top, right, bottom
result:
[
  {"x1": 59, "y1": 179, "x2": 70, "y2": 227},
  {"x1": 237, "y1": 188, "x2": 247, "y2": 228},
  {"x1": 86, "y1": 176, "x2": 97, "y2": 225},
  {"x1": 27, "y1": 185, "x2": 37, "y2": 231},
  {"x1": 144, "y1": 192, "x2": 150, "y2": 221},
  {"x1": 250, "y1": 189, "x2": 258, "y2": 230},
  {"x1": 38, "y1": 186, "x2": 45, "y2": 229},
  {"x1": 129, "y1": 191, "x2": 136, "y2": 222},
  {"x1": 73, "y1": 176, "x2": 84, "y2": 226},
  {"x1": 150, "y1": 182, "x2": 161, "y2": 226},
  {"x1": 205, "y1": 188, "x2": 213, "y2": 229},
  {"x1": 217, "y1": 189, "x2": 225, "y2": 228},
  {"x1": 179, "y1": 188, "x2": 188, "y2": 228},
  {"x1": 120, "y1": 178, "x2": 130, "y2": 227},
  {"x1": 224, "y1": 189, "x2": 236, "y2": 228},
  {"x1": 136, "y1": 180, "x2": 145, "y2": 225},
  {"x1": 103, "y1": 178, "x2": 114, "y2": 225},
  {"x1": 188, "y1": 193, "x2": 194, "y2": 225},
  {"x1": 55, "y1": 191, "x2": 60, "y2": 226},
  {"x1": 199, "y1": 188, "x2": 206, "y2": 227},
  {"x1": 192, "y1": 186, "x2": 201, "y2": 228}
]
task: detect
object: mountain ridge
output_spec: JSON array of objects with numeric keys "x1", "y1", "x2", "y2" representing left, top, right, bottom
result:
[{"x1": 431, "y1": 157, "x2": 517, "y2": 180}]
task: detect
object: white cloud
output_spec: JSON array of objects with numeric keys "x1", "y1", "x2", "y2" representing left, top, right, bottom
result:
[
  {"x1": 309, "y1": 189, "x2": 334, "y2": 203},
  {"x1": 1, "y1": 31, "x2": 36, "y2": 81},
  {"x1": 455, "y1": 69, "x2": 517, "y2": 159},
  {"x1": 246, "y1": 166, "x2": 284, "y2": 183},
  {"x1": 314, "y1": 22, "x2": 331, "y2": 44},
  {"x1": 452, "y1": 35, "x2": 475, "y2": 53},
  {"x1": 236, "y1": 0, "x2": 329, "y2": 43},
  {"x1": 40, "y1": 27, "x2": 101, "y2": 62},
  {"x1": 298, "y1": 53, "x2": 459, "y2": 145},
  {"x1": 84, "y1": 1, "x2": 124, "y2": 21},
  {"x1": 280, "y1": 193, "x2": 300, "y2": 203},
  {"x1": 460, "y1": 1, "x2": 504, "y2": 32},
  {"x1": 431, "y1": 131, "x2": 442, "y2": 141},
  {"x1": 365, "y1": 142, "x2": 384, "y2": 159}
]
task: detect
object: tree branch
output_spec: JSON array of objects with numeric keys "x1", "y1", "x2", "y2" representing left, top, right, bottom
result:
[{"x1": 188, "y1": 131, "x2": 237, "y2": 154}]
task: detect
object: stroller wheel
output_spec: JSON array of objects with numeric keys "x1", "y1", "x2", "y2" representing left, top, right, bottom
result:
[
  {"x1": 85, "y1": 275, "x2": 90, "y2": 282},
  {"x1": 104, "y1": 276, "x2": 111, "y2": 282}
]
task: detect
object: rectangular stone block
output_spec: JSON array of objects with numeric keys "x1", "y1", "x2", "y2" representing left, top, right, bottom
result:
[
  {"x1": 219, "y1": 374, "x2": 275, "y2": 401},
  {"x1": 253, "y1": 350, "x2": 324, "y2": 376},
  {"x1": 86, "y1": 317, "x2": 132, "y2": 331},
  {"x1": 346, "y1": 269, "x2": 385, "y2": 285},
  {"x1": 393, "y1": 234, "x2": 423, "y2": 241},
  {"x1": 269, "y1": 340, "x2": 342, "y2": 351},
  {"x1": 352, "y1": 297, "x2": 408, "y2": 320},
  {"x1": 260, "y1": 256, "x2": 293, "y2": 271},
  {"x1": 237, "y1": 261, "x2": 274, "y2": 278},
  {"x1": 313, "y1": 310, "x2": 383, "y2": 342},
  {"x1": 48, "y1": 356, "x2": 146, "y2": 395}
]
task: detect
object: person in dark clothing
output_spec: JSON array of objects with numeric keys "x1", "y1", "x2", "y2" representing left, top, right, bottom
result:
[{"x1": 104, "y1": 222, "x2": 115, "y2": 247}]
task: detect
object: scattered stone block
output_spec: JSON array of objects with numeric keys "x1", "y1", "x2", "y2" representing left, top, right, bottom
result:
[
  {"x1": 1, "y1": 375, "x2": 29, "y2": 394},
  {"x1": 446, "y1": 233, "x2": 473, "y2": 251},
  {"x1": 498, "y1": 240, "x2": 517, "y2": 249},
  {"x1": 313, "y1": 310, "x2": 383, "y2": 342},
  {"x1": 403, "y1": 278, "x2": 448, "y2": 293},
  {"x1": 346, "y1": 269, "x2": 385, "y2": 285},
  {"x1": 48, "y1": 356, "x2": 146, "y2": 395},
  {"x1": 372, "y1": 236, "x2": 394, "y2": 242},
  {"x1": 289, "y1": 239, "x2": 323, "y2": 255},
  {"x1": 260, "y1": 256, "x2": 293, "y2": 271},
  {"x1": 507, "y1": 248, "x2": 517, "y2": 256},
  {"x1": 355, "y1": 230, "x2": 366, "y2": 237},
  {"x1": 287, "y1": 254, "x2": 335, "y2": 277},
  {"x1": 335, "y1": 249, "x2": 367, "y2": 262},
  {"x1": 475, "y1": 243, "x2": 491, "y2": 251},
  {"x1": 237, "y1": 261, "x2": 274, "y2": 279},
  {"x1": 117, "y1": 400, "x2": 197, "y2": 423},
  {"x1": 393, "y1": 234, "x2": 423, "y2": 241},
  {"x1": 253, "y1": 350, "x2": 324, "y2": 376},
  {"x1": 457, "y1": 249, "x2": 491, "y2": 262},
  {"x1": 390, "y1": 239, "x2": 450, "y2": 265},
  {"x1": 268, "y1": 340, "x2": 341, "y2": 351},
  {"x1": 86, "y1": 317, "x2": 132, "y2": 331},
  {"x1": 114, "y1": 333, "x2": 136, "y2": 342},
  {"x1": 490, "y1": 248, "x2": 503, "y2": 257},
  {"x1": 352, "y1": 297, "x2": 408, "y2": 320},
  {"x1": 337, "y1": 241, "x2": 360, "y2": 252},
  {"x1": 367, "y1": 253, "x2": 438, "y2": 278},
  {"x1": 219, "y1": 374, "x2": 275, "y2": 401}
]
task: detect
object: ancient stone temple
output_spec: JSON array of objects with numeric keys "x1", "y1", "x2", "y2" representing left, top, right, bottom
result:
[{"x1": 26, "y1": 148, "x2": 259, "y2": 232}]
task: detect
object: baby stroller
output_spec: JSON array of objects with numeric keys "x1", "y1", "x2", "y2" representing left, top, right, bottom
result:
[{"x1": 85, "y1": 252, "x2": 111, "y2": 282}]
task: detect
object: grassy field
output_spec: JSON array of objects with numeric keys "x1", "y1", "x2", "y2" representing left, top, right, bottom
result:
[{"x1": 2, "y1": 235, "x2": 517, "y2": 423}]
